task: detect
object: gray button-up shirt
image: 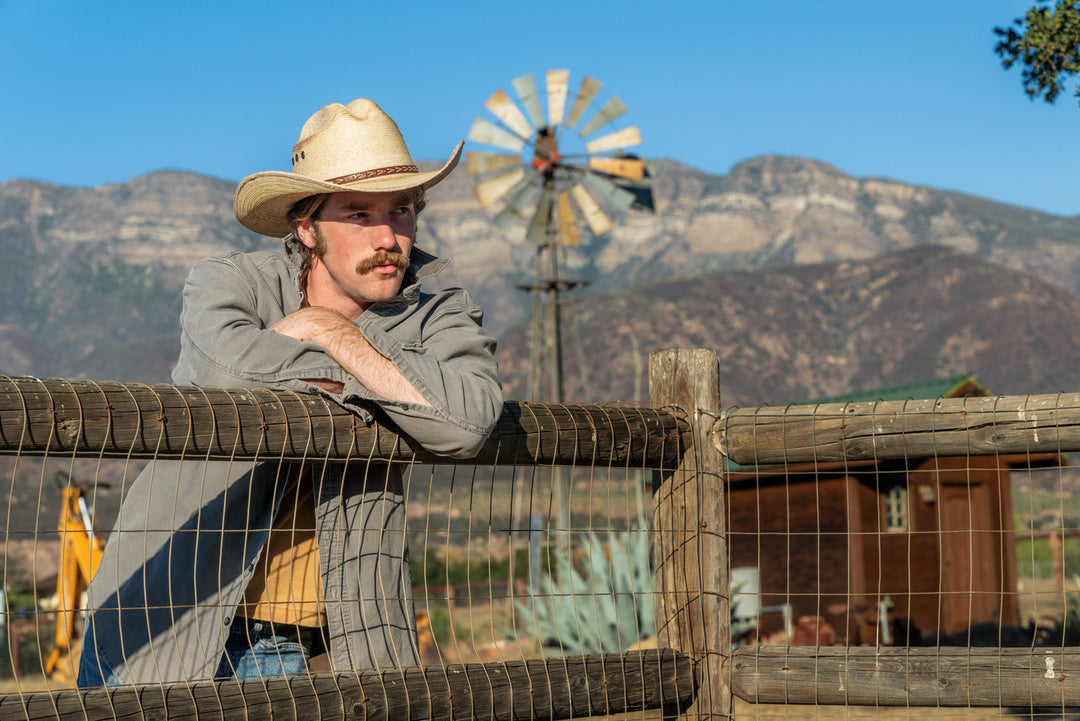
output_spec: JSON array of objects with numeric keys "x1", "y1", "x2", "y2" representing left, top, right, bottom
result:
[{"x1": 83, "y1": 247, "x2": 502, "y2": 684}]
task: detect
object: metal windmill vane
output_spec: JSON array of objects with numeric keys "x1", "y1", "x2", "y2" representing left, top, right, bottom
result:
[
  {"x1": 467, "y1": 70, "x2": 648, "y2": 247},
  {"x1": 467, "y1": 70, "x2": 653, "y2": 552},
  {"x1": 466, "y1": 69, "x2": 652, "y2": 404}
]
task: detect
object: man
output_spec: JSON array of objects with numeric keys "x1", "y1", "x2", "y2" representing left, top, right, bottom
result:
[{"x1": 78, "y1": 99, "x2": 502, "y2": 686}]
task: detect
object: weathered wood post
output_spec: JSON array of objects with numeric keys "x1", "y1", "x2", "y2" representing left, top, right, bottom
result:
[{"x1": 649, "y1": 349, "x2": 728, "y2": 720}]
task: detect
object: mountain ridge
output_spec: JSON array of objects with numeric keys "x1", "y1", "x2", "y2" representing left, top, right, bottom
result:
[
  {"x1": 496, "y1": 245, "x2": 1080, "y2": 406},
  {"x1": 1, "y1": 156, "x2": 1078, "y2": 405}
]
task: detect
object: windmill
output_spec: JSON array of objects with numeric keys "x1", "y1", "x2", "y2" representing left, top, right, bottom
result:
[
  {"x1": 467, "y1": 69, "x2": 652, "y2": 400},
  {"x1": 466, "y1": 70, "x2": 653, "y2": 546}
]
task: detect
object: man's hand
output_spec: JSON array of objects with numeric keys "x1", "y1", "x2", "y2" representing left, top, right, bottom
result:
[
  {"x1": 270, "y1": 306, "x2": 352, "y2": 344},
  {"x1": 270, "y1": 307, "x2": 431, "y2": 406}
]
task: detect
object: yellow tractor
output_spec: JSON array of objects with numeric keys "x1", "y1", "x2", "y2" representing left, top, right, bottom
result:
[{"x1": 44, "y1": 477, "x2": 105, "y2": 684}]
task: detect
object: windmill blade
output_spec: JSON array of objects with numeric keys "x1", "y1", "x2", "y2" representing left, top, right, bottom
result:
[
  {"x1": 483, "y1": 89, "x2": 534, "y2": 140},
  {"x1": 512, "y1": 73, "x2": 546, "y2": 130},
  {"x1": 566, "y1": 76, "x2": 603, "y2": 129},
  {"x1": 587, "y1": 156, "x2": 645, "y2": 181},
  {"x1": 600, "y1": 154, "x2": 655, "y2": 212},
  {"x1": 580, "y1": 170, "x2": 636, "y2": 213},
  {"x1": 585, "y1": 125, "x2": 642, "y2": 154},
  {"x1": 468, "y1": 117, "x2": 526, "y2": 152},
  {"x1": 466, "y1": 151, "x2": 521, "y2": 176},
  {"x1": 578, "y1": 96, "x2": 629, "y2": 137},
  {"x1": 526, "y1": 188, "x2": 556, "y2": 244},
  {"x1": 614, "y1": 177, "x2": 656, "y2": 213},
  {"x1": 493, "y1": 182, "x2": 542, "y2": 231},
  {"x1": 555, "y1": 192, "x2": 581, "y2": 246},
  {"x1": 570, "y1": 183, "x2": 613, "y2": 236},
  {"x1": 473, "y1": 167, "x2": 526, "y2": 209},
  {"x1": 546, "y1": 69, "x2": 570, "y2": 127}
]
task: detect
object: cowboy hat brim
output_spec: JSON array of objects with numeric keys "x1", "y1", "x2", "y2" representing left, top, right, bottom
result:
[{"x1": 234, "y1": 141, "x2": 463, "y2": 238}]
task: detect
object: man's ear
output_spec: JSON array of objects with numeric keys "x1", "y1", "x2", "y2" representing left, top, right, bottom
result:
[{"x1": 295, "y1": 219, "x2": 318, "y2": 250}]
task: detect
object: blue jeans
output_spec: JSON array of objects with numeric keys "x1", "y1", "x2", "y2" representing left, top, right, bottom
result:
[
  {"x1": 215, "y1": 619, "x2": 311, "y2": 680},
  {"x1": 76, "y1": 625, "x2": 121, "y2": 688},
  {"x1": 77, "y1": 618, "x2": 313, "y2": 686}
]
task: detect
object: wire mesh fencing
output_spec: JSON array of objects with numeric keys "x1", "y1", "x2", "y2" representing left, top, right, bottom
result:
[
  {"x1": 0, "y1": 374, "x2": 695, "y2": 721},
  {"x1": 720, "y1": 389, "x2": 1080, "y2": 720},
  {"x1": 6, "y1": 350, "x2": 1080, "y2": 721}
]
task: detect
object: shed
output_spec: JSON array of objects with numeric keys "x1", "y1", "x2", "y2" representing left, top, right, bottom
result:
[{"x1": 726, "y1": 375, "x2": 1059, "y2": 645}]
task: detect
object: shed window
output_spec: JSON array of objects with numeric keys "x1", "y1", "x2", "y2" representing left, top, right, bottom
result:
[{"x1": 886, "y1": 485, "x2": 908, "y2": 532}]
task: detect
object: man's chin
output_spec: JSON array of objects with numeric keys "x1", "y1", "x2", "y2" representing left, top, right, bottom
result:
[{"x1": 356, "y1": 280, "x2": 404, "y2": 304}]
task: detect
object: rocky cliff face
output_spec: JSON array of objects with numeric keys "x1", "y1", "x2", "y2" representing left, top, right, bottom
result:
[
  {"x1": 0, "y1": 171, "x2": 275, "y2": 377},
  {"x1": 0, "y1": 157, "x2": 1077, "y2": 402},
  {"x1": 425, "y1": 155, "x2": 1080, "y2": 347},
  {"x1": 497, "y1": 245, "x2": 1080, "y2": 406}
]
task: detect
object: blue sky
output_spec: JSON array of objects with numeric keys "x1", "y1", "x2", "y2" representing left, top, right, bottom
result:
[{"x1": 1, "y1": 0, "x2": 1076, "y2": 216}]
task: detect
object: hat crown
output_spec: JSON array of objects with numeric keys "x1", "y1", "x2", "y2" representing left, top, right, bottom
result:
[
  {"x1": 290, "y1": 98, "x2": 416, "y2": 183},
  {"x1": 234, "y1": 97, "x2": 462, "y2": 238}
]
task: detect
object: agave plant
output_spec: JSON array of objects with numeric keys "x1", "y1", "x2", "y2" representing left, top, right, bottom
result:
[
  {"x1": 513, "y1": 517, "x2": 764, "y2": 654},
  {"x1": 514, "y1": 520, "x2": 655, "y2": 655}
]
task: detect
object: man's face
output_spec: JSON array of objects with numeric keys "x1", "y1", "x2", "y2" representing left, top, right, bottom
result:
[{"x1": 296, "y1": 190, "x2": 416, "y2": 318}]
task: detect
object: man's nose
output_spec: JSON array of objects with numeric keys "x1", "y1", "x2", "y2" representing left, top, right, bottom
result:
[{"x1": 369, "y1": 218, "x2": 399, "y2": 249}]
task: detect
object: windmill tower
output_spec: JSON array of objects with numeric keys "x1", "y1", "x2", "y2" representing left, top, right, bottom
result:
[{"x1": 467, "y1": 70, "x2": 653, "y2": 545}]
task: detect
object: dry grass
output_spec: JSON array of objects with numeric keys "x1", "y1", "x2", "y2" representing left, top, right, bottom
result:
[
  {"x1": 0, "y1": 675, "x2": 61, "y2": 693},
  {"x1": 731, "y1": 700, "x2": 1043, "y2": 720},
  {"x1": 595, "y1": 702, "x2": 1040, "y2": 721}
]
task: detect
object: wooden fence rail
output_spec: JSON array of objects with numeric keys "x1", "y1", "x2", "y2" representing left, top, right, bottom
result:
[
  {"x1": 731, "y1": 647, "x2": 1080, "y2": 707},
  {"x1": 12, "y1": 351, "x2": 1080, "y2": 717},
  {"x1": 0, "y1": 650, "x2": 695, "y2": 721},
  {"x1": 0, "y1": 376, "x2": 687, "y2": 468},
  {"x1": 717, "y1": 392, "x2": 1080, "y2": 466},
  {"x1": 715, "y1": 382, "x2": 1080, "y2": 711}
]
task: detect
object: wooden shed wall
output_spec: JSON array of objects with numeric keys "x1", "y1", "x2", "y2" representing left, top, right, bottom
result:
[{"x1": 727, "y1": 455, "x2": 1019, "y2": 643}]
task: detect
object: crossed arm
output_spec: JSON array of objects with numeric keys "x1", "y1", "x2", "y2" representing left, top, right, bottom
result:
[
  {"x1": 269, "y1": 306, "x2": 432, "y2": 407},
  {"x1": 174, "y1": 253, "x2": 502, "y2": 457}
]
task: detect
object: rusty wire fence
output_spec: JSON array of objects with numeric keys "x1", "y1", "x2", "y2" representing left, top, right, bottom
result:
[
  {"x1": 3, "y1": 348, "x2": 1080, "y2": 721},
  {"x1": 720, "y1": 379, "x2": 1080, "y2": 721},
  {"x1": 0, "y1": 369, "x2": 695, "y2": 721}
]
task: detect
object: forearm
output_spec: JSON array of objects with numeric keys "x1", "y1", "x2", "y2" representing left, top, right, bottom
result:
[
  {"x1": 318, "y1": 325, "x2": 432, "y2": 406},
  {"x1": 270, "y1": 307, "x2": 431, "y2": 406},
  {"x1": 350, "y1": 289, "x2": 503, "y2": 458},
  {"x1": 271, "y1": 291, "x2": 501, "y2": 458}
]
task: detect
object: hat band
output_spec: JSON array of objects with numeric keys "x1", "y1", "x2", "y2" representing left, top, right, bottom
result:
[{"x1": 325, "y1": 164, "x2": 420, "y2": 185}]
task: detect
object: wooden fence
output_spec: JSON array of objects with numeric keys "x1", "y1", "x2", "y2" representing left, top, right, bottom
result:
[{"x1": 3, "y1": 348, "x2": 1080, "y2": 720}]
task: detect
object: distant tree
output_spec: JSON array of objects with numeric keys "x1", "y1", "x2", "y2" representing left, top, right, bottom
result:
[{"x1": 994, "y1": 1, "x2": 1080, "y2": 105}]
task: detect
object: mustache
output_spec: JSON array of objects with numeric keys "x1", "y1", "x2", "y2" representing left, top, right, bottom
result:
[{"x1": 355, "y1": 250, "x2": 410, "y2": 274}]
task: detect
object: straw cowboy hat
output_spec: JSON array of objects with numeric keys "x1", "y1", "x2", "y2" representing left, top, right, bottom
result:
[{"x1": 234, "y1": 98, "x2": 463, "y2": 238}]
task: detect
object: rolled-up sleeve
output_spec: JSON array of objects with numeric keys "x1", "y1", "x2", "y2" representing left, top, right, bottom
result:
[
  {"x1": 173, "y1": 255, "x2": 351, "y2": 393},
  {"x1": 345, "y1": 288, "x2": 502, "y2": 459}
]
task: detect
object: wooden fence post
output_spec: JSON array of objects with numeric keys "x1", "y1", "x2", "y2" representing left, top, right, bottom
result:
[{"x1": 649, "y1": 349, "x2": 728, "y2": 721}]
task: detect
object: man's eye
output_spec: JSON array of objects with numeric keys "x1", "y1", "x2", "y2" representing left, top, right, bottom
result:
[{"x1": 391, "y1": 206, "x2": 412, "y2": 215}]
